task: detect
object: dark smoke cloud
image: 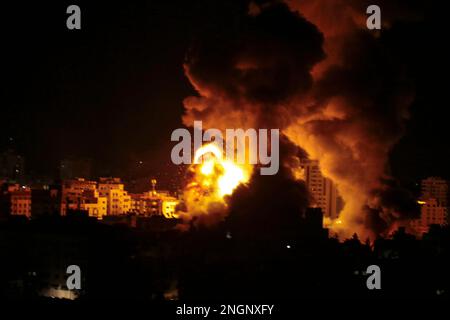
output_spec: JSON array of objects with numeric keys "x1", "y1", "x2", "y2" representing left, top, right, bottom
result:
[
  {"x1": 226, "y1": 137, "x2": 310, "y2": 241},
  {"x1": 184, "y1": 0, "x2": 324, "y2": 128},
  {"x1": 371, "y1": 178, "x2": 420, "y2": 222},
  {"x1": 285, "y1": 5, "x2": 422, "y2": 236}
]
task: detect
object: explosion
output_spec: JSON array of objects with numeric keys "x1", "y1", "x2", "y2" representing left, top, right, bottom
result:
[
  {"x1": 178, "y1": 143, "x2": 251, "y2": 228},
  {"x1": 178, "y1": 0, "x2": 421, "y2": 239},
  {"x1": 193, "y1": 143, "x2": 250, "y2": 198}
]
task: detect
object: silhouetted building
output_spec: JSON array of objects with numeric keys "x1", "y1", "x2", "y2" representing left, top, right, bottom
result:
[
  {"x1": 31, "y1": 186, "x2": 61, "y2": 217},
  {"x1": 0, "y1": 149, "x2": 25, "y2": 181},
  {"x1": 300, "y1": 159, "x2": 343, "y2": 219},
  {"x1": 411, "y1": 198, "x2": 448, "y2": 234},
  {"x1": 421, "y1": 177, "x2": 449, "y2": 207},
  {"x1": 60, "y1": 158, "x2": 92, "y2": 180},
  {"x1": 303, "y1": 207, "x2": 329, "y2": 239},
  {"x1": 410, "y1": 177, "x2": 450, "y2": 235}
]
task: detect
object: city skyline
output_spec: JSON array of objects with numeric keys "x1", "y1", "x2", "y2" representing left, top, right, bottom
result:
[{"x1": 2, "y1": 171, "x2": 448, "y2": 239}]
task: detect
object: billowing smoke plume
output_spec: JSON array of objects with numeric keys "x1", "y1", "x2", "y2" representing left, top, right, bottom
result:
[
  {"x1": 284, "y1": 0, "x2": 421, "y2": 237},
  {"x1": 226, "y1": 136, "x2": 311, "y2": 242},
  {"x1": 183, "y1": 0, "x2": 324, "y2": 130},
  {"x1": 182, "y1": 0, "x2": 420, "y2": 238}
]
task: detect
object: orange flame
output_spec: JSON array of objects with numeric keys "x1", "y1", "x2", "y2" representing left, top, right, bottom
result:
[{"x1": 178, "y1": 143, "x2": 252, "y2": 227}]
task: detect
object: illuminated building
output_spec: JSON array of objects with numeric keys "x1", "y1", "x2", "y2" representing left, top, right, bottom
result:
[
  {"x1": 300, "y1": 159, "x2": 343, "y2": 219},
  {"x1": 129, "y1": 180, "x2": 179, "y2": 218},
  {"x1": 61, "y1": 178, "x2": 100, "y2": 216},
  {"x1": 79, "y1": 189, "x2": 107, "y2": 219},
  {"x1": 130, "y1": 191, "x2": 178, "y2": 218},
  {"x1": 98, "y1": 177, "x2": 131, "y2": 215},
  {"x1": 160, "y1": 193, "x2": 179, "y2": 218},
  {"x1": 130, "y1": 192, "x2": 160, "y2": 216}
]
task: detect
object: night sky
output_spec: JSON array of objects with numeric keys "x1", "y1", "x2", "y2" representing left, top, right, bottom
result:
[{"x1": 2, "y1": 0, "x2": 448, "y2": 187}]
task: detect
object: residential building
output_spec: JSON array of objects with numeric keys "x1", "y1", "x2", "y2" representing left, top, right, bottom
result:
[
  {"x1": 10, "y1": 187, "x2": 32, "y2": 218},
  {"x1": 129, "y1": 180, "x2": 178, "y2": 218},
  {"x1": 98, "y1": 178, "x2": 131, "y2": 215},
  {"x1": 61, "y1": 178, "x2": 98, "y2": 216},
  {"x1": 421, "y1": 177, "x2": 449, "y2": 206},
  {"x1": 411, "y1": 177, "x2": 450, "y2": 235},
  {"x1": 79, "y1": 189, "x2": 107, "y2": 219},
  {"x1": 411, "y1": 198, "x2": 448, "y2": 234},
  {"x1": 300, "y1": 159, "x2": 343, "y2": 219}
]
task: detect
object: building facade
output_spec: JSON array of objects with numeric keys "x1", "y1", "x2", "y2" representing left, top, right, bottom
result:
[
  {"x1": 411, "y1": 198, "x2": 448, "y2": 234},
  {"x1": 98, "y1": 178, "x2": 131, "y2": 215},
  {"x1": 410, "y1": 177, "x2": 449, "y2": 235},
  {"x1": 10, "y1": 187, "x2": 32, "y2": 218},
  {"x1": 61, "y1": 178, "x2": 102, "y2": 217},
  {"x1": 79, "y1": 189, "x2": 107, "y2": 219},
  {"x1": 421, "y1": 177, "x2": 449, "y2": 207},
  {"x1": 0, "y1": 184, "x2": 32, "y2": 218},
  {"x1": 300, "y1": 159, "x2": 343, "y2": 219},
  {"x1": 129, "y1": 180, "x2": 179, "y2": 218}
]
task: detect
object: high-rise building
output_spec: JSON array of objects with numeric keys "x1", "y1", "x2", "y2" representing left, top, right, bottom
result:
[
  {"x1": 421, "y1": 177, "x2": 449, "y2": 206},
  {"x1": 410, "y1": 177, "x2": 450, "y2": 235},
  {"x1": 420, "y1": 198, "x2": 447, "y2": 226},
  {"x1": 300, "y1": 159, "x2": 343, "y2": 219},
  {"x1": 411, "y1": 199, "x2": 448, "y2": 234},
  {"x1": 98, "y1": 178, "x2": 131, "y2": 215}
]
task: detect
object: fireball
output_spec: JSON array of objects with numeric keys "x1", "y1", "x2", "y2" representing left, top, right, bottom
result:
[
  {"x1": 193, "y1": 143, "x2": 250, "y2": 198},
  {"x1": 179, "y1": 143, "x2": 251, "y2": 225}
]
